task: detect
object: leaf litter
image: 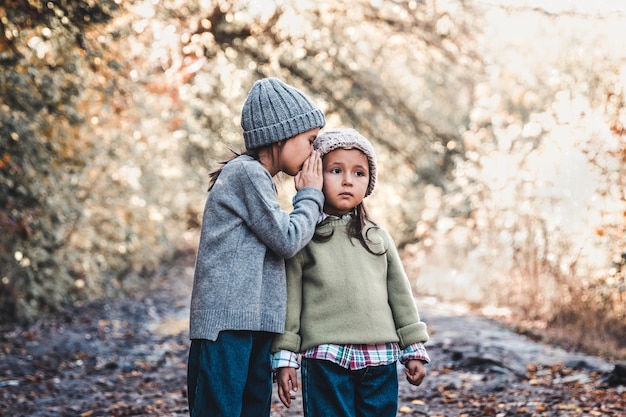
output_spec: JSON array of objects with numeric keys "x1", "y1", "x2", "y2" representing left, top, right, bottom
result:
[{"x1": 1, "y1": 251, "x2": 624, "y2": 416}]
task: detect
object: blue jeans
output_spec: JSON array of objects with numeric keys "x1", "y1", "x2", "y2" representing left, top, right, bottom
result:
[
  {"x1": 187, "y1": 331, "x2": 273, "y2": 417},
  {"x1": 301, "y1": 358, "x2": 399, "y2": 417}
]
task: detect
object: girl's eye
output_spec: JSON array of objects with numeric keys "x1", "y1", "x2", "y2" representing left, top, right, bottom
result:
[
  {"x1": 330, "y1": 168, "x2": 341, "y2": 174},
  {"x1": 356, "y1": 170, "x2": 366, "y2": 177}
]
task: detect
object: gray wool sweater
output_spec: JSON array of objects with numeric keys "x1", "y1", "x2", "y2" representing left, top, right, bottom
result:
[{"x1": 189, "y1": 155, "x2": 324, "y2": 341}]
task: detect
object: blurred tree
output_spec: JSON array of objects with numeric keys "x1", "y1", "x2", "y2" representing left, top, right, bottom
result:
[
  {"x1": 178, "y1": 0, "x2": 482, "y2": 239},
  {"x1": 1, "y1": 0, "x2": 121, "y2": 320},
  {"x1": 0, "y1": 0, "x2": 479, "y2": 322}
]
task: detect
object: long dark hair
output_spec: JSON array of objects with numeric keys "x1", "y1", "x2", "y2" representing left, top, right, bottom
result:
[
  {"x1": 207, "y1": 149, "x2": 260, "y2": 191},
  {"x1": 313, "y1": 202, "x2": 386, "y2": 256}
]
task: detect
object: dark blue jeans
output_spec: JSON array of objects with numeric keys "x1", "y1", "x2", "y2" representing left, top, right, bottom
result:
[
  {"x1": 187, "y1": 331, "x2": 274, "y2": 417},
  {"x1": 301, "y1": 358, "x2": 399, "y2": 417}
]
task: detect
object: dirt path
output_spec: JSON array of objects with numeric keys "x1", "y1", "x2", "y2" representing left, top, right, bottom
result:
[{"x1": 1, "y1": 251, "x2": 623, "y2": 416}]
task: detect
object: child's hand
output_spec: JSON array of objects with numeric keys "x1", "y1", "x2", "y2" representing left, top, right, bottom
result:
[
  {"x1": 276, "y1": 367, "x2": 299, "y2": 408},
  {"x1": 294, "y1": 151, "x2": 323, "y2": 191},
  {"x1": 404, "y1": 359, "x2": 427, "y2": 386}
]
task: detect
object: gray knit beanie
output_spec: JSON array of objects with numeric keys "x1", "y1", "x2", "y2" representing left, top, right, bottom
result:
[
  {"x1": 241, "y1": 78, "x2": 326, "y2": 150},
  {"x1": 314, "y1": 128, "x2": 377, "y2": 196}
]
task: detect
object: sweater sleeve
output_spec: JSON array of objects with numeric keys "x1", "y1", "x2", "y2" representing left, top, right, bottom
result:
[
  {"x1": 270, "y1": 251, "x2": 305, "y2": 353},
  {"x1": 384, "y1": 230, "x2": 430, "y2": 348},
  {"x1": 236, "y1": 161, "x2": 323, "y2": 259}
]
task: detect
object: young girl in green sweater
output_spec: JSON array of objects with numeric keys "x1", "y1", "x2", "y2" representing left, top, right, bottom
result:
[{"x1": 271, "y1": 128, "x2": 430, "y2": 417}]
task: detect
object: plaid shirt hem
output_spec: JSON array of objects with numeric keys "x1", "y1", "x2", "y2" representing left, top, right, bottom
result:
[{"x1": 272, "y1": 342, "x2": 430, "y2": 371}]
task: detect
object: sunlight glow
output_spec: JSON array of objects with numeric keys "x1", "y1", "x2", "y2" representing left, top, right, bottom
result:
[{"x1": 480, "y1": 0, "x2": 626, "y2": 14}]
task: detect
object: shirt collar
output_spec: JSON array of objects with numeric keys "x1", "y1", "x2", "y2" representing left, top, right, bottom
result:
[{"x1": 319, "y1": 212, "x2": 352, "y2": 223}]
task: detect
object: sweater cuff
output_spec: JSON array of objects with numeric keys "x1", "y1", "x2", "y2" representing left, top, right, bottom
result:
[
  {"x1": 397, "y1": 321, "x2": 429, "y2": 349},
  {"x1": 270, "y1": 331, "x2": 301, "y2": 354}
]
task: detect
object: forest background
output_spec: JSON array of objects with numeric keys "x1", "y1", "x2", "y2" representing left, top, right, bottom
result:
[{"x1": 1, "y1": 0, "x2": 625, "y2": 360}]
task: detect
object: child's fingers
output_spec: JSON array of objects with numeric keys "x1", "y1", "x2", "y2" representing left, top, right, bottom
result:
[
  {"x1": 277, "y1": 374, "x2": 291, "y2": 407},
  {"x1": 404, "y1": 366, "x2": 426, "y2": 386},
  {"x1": 301, "y1": 151, "x2": 315, "y2": 173},
  {"x1": 301, "y1": 153, "x2": 311, "y2": 172},
  {"x1": 276, "y1": 368, "x2": 298, "y2": 408},
  {"x1": 294, "y1": 151, "x2": 323, "y2": 191},
  {"x1": 304, "y1": 151, "x2": 320, "y2": 171},
  {"x1": 278, "y1": 383, "x2": 291, "y2": 407},
  {"x1": 289, "y1": 367, "x2": 299, "y2": 392},
  {"x1": 312, "y1": 150, "x2": 322, "y2": 175}
]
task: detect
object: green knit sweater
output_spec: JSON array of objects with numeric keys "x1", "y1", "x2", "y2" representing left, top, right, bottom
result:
[{"x1": 271, "y1": 217, "x2": 429, "y2": 354}]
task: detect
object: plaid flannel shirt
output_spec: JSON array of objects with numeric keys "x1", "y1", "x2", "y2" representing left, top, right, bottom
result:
[{"x1": 272, "y1": 342, "x2": 430, "y2": 371}]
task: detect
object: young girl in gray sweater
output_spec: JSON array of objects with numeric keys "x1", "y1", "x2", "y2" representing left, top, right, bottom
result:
[
  {"x1": 272, "y1": 128, "x2": 430, "y2": 417},
  {"x1": 187, "y1": 78, "x2": 325, "y2": 417}
]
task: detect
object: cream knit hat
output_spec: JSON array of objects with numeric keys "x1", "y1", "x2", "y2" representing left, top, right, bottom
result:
[{"x1": 314, "y1": 128, "x2": 377, "y2": 196}]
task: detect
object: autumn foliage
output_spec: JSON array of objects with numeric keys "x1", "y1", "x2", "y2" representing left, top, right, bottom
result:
[{"x1": 0, "y1": 1, "x2": 624, "y2": 359}]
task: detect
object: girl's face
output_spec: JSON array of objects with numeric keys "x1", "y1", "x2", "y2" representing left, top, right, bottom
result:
[
  {"x1": 278, "y1": 127, "x2": 320, "y2": 176},
  {"x1": 322, "y1": 148, "x2": 370, "y2": 217}
]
